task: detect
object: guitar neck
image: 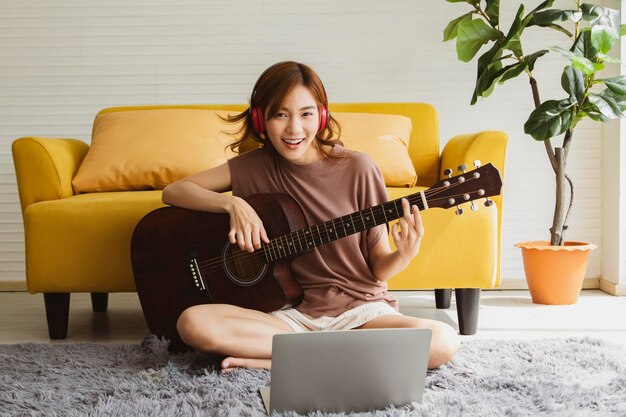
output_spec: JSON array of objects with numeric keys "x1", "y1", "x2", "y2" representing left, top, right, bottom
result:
[
  {"x1": 262, "y1": 192, "x2": 427, "y2": 263},
  {"x1": 259, "y1": 162, "x2": 502, "y2": 263}
]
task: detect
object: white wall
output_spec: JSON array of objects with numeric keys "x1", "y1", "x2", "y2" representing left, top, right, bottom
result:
[
  {"x1": 601, "y1": 0, "x2": 626, "y2": 293},
  {"x1": 0, "y1": 0, "x2": 615, "y2": 286}
]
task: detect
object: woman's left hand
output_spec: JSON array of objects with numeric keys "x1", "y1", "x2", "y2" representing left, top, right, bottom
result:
[{"x1": 391, "y1": 198, "x2": 425, "y2": 261}]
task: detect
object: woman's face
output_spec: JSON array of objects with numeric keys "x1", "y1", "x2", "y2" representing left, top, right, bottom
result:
[{"x1": 264, "y1": 84, "x2": 325, "y2": 165}]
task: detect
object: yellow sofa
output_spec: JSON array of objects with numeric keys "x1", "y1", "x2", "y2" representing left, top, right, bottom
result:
[{"x1": 12, "y1": 103, "x2": 507, "y2": 339}]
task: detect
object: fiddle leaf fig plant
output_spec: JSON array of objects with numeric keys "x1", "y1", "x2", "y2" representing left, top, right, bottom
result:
[{"x1": 444, "y1": 0, "x2": 626, "y2": 246}]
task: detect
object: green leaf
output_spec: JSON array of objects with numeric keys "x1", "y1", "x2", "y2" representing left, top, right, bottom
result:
[
  {"x1": 621, "y1": 24, "x2": 626, "y2": 36},
  {"x1": 524, "y1": 49, "x2": 549, "y2": 71},
  {"x1": 525, "y1": 8, "x2": 577, "y2": 40},
  {"x1": 600, "y1": 76, "x2": 626, "y2": 95},
  {"x1": 471, "y1": 41, "x2": 505, "y2": 104},
  {"x1": 581, "y1": 102, "x2": 610, "y2": 122},
  {"x1": 519, "y1": 0, "x2": 561, "y2": 37},
  {"x1": 531, "y1": 9, "x2": 582, "y2": 25},
  {"x1": 456, "y1": 18, "x2": 501, "y2": 62},
  {"x1": 571, "y1": 111, "x2": 587, "y2": 128},
  {"x1": 603, "y1": 89, "x2": 626, "y2": 112},
  {"x1": 482, "y1": 73, "x2": 500, "y2": 98},
  {"x1": 540, "y1": 23, "x2": 574, "y2": 38},
  {"x1": 504, "y1": 5, "x2": 527, "y2": 57},
  {"x1": 470, "y1": 32, "x2": 544, "y2": 103},
  {"x1": 581, "y1": 90, "x2": 626, "y2": 122},
  {"x1": 570, "y1": 30, "x2": 595, "y2": 59},
  {"x1": 573, "y1": 58, "x2": 603, "y2": 75},
  {"x1": 443, "y1": 12, "x2": 473, "y2": 42},
  {"x1": 561, "y1": 66, "x2": 586, "y2": 102},
  {"x1": 598, "y1": 54, "x2": 621, "y2": 64},
  {"x1": 551, "y1": 46, "x2": 602, "y2": 75},
  {"x1": 551, "y1": 45, "x2": 577, "y2": 59},
  {"x1": 485, "y1": 0, "x2": 500, "y2": 27},
  {"x1": 527, "y1": 0, "x2": 555, "y2": 16},
  {"x1": 498, "y1": 62, "x2": 526, "y2": 83},
  {"x1": 524, "y1": 97, "x2": 576, "y2": 140},
  {"x1": 591, "y1": 25, "x2": 617, "y2": 54},
  {"x1": 581, "y1": 3, "x2": 620, "y2": 37},
  {"x1": 473, "y1": 50, "x2": 504, "y2": 102},
  {"x1": 571, "y1": 29, "x2": 597, "y2": 61},
  {"x1": 506, "y1": 35, "x2": 522, "y2": 57},
  {"x1": 587, "y1": 91, "x2": 624, "y2": 120}
]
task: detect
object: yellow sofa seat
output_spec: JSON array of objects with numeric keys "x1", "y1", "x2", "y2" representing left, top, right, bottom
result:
[
  {"x1": 24, "y1": 191, "x2": 165, "y2": 293},
  {"x1": 12, "y1": 103, "x2": 507, "y2": 339}
]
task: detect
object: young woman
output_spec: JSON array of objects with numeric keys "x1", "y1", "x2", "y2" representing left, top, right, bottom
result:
[{"x1": 162, "y1": 61, "x2": 460, "y2": 372}]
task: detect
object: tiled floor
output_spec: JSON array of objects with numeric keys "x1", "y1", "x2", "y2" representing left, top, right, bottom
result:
[{"x1": 1, "y1": 290, "x2": 625, "y2": 348}]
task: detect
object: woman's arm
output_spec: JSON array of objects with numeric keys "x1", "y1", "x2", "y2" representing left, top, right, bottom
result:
[
  {"x1": 369, "y1": 198, "x2": 424, "y2": 282},
  {"x1": 162, "y1": 162, "x2": 233, "y2": 212},
  {"x1": 162, "y1": 162, "x2": 269, "y2": 252}
]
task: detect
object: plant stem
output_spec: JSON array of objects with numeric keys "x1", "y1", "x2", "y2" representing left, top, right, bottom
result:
[
  {"x1": 551, "y1": 147, "x2": 567, "y2": 246},
  {"x1": 473, "y1": 4, "x2": 493, "y2": 28},
  {"x1": 563, "y1": 173, "x2": 574, "y2": 242},
  {"x1": 528, "y1": 73, "x2": 573, "y2": 246},
  {"x1": 528, "y1": 74, "x2": 559, "y2": 172}
]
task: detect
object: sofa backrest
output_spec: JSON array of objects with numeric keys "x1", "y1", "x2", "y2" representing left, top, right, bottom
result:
[
  {"x1": 97, "y1": 103, "x2": 440, "y2": 187},
  {"x1": 329, "y1": 103, "x2": 439, "y2": 187}
]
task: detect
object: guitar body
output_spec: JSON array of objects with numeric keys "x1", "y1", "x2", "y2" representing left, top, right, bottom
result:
[{"x1": 131, "y1": 193, "x2": 307, "y2": 352}]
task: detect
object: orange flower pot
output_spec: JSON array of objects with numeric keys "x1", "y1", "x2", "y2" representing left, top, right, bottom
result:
[{"x1": 514, "y1": 241, "x2": 597, "y2": 305}]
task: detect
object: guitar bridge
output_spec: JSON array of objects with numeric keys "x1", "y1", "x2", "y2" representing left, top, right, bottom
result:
[{"x1": 189, "y1": 258, "x2": 207, "y2": 292}]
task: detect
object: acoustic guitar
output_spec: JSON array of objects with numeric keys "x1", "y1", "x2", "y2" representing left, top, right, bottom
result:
[{"x1": 131, "y1": 162, "x2": 502, "y2": 352}]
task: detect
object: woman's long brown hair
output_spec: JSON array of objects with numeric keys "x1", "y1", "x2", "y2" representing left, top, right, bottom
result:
[{"x1": 225, "y1": 61, "x2": 344, "y2": 160}]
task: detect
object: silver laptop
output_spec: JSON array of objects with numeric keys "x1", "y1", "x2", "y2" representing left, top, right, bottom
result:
[{"x1": 259, "y1": 328, "x2": 432, "y2": 414}]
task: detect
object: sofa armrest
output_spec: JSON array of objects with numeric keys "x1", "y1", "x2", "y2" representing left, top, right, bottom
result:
[
  {"x1": 440, "y1": 130, "x2": 508, "y2": 285},
  {"x1": 12, "y1": 137, "x2": 89, "y2": 211},
  {"x1": 440, "y1": 130, "x2": 507, "y2": 200}
]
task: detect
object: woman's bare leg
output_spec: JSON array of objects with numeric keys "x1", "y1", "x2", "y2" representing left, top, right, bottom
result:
[
  {"x1": 355, "y1": 315, "x2": 460, "y2": 369},
  {"x1": 176, "y1": 304, "x2": 294, "y2": 372}
]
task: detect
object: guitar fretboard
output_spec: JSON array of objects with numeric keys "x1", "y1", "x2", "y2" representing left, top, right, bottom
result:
[{"x1": 261, "y1": 192, "x2": 426, "y2": 262}]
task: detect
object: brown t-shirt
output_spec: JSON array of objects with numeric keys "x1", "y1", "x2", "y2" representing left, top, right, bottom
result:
[{"x1": 227, "y1": 143, "x2": 398, "y2": 317}]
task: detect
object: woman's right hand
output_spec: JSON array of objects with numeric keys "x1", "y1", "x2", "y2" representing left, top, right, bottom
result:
[{"x1": 227, "y1": 196, "x2": 270, "y2": 252}]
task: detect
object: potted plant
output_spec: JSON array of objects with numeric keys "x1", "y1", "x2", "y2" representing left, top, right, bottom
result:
[{"x1": 443, "y1": 0, "x2": 625, "y2": 304}]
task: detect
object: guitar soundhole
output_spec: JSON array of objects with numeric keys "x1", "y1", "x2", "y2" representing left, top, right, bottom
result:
[{"x1": 222, "y1": 242, "x2": 268, "y2": 286}]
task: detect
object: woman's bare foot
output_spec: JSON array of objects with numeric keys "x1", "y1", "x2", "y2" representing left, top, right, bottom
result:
[{"x1": 221, "y1": 357, "x2": 271, "y2": 373}]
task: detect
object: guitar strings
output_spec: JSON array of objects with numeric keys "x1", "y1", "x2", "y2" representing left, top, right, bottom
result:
[
  {"x1": 197, "y1": 190, "x2": 484, "y2": 274},
  {"x1": 196, "y1": 178, "x2": 484, "y2": 272},
  {"x1": 195, "y1": 177, "x2": 487, "y2": 273}
]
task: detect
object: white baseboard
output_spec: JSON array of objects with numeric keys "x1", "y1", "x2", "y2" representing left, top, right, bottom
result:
[
  {"x1": 599, "y1": 279, "x2": 626, "y2": 296},
  {"x1": 0, "y1": 281, "x2": 27, "y2": 292}
]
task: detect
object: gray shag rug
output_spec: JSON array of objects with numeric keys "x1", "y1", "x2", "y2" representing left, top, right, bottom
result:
[{"x1": 1, "y1": 336, "x2": 625, "y2": 417}]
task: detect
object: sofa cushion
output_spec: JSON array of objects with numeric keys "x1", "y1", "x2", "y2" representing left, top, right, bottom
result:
[
  {"x1": 72, "y1": 108, "x2": 417, "y2": 193},
  {"x1": 72, "y1": 109, "x2": 240, "y2": 193},
  {"x1": 333, "y1": 112, "x2": 417, "y2": 187}
]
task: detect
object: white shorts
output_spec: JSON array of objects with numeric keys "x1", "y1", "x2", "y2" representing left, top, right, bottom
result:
[{"x1": 271, "y1": 301, "x2": 402, "y2": 333}]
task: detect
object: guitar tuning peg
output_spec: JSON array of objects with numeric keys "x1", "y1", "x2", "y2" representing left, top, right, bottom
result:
[
  {"x1": 458, "y1": 164, "x2": 468, "y2": 174},
  {"x1": 484, "y1": 198, "x2": 494, "y2": 207},
  {"x1": 444, "y1": 168, "x2": 453, "y2": 178},
  {"x1": 455, "y1": 206, "x2": 464, "y2": 216},
  {"x1": 470, "y1": 201, "x2": 478, "y2": 211},
  {"x1": 473, "y1": 160, "x2": 482, "y2": 168}
]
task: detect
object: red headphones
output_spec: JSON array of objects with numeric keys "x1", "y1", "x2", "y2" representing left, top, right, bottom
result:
[{"x1": 250, "y1": 105, "x2": 330, "y2": 134}]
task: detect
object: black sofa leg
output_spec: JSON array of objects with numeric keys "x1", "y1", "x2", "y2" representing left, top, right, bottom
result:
[
  {"x1": 43, "y1": 293, "x2": 70, "y2": 339},
  {"x1": 455, "y1": 288, "x2": 481, "y2": 335},
  {"x1": 91, "y1": 292, "x2": 109, "y2": 312},
  {"x1": 435, "y1": 289, "x2": 452, "y2": 309}
]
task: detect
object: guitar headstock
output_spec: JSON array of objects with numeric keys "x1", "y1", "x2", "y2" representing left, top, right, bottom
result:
[{"x1": 426, "y1": 161, "x2": 502, "y2": 214}]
